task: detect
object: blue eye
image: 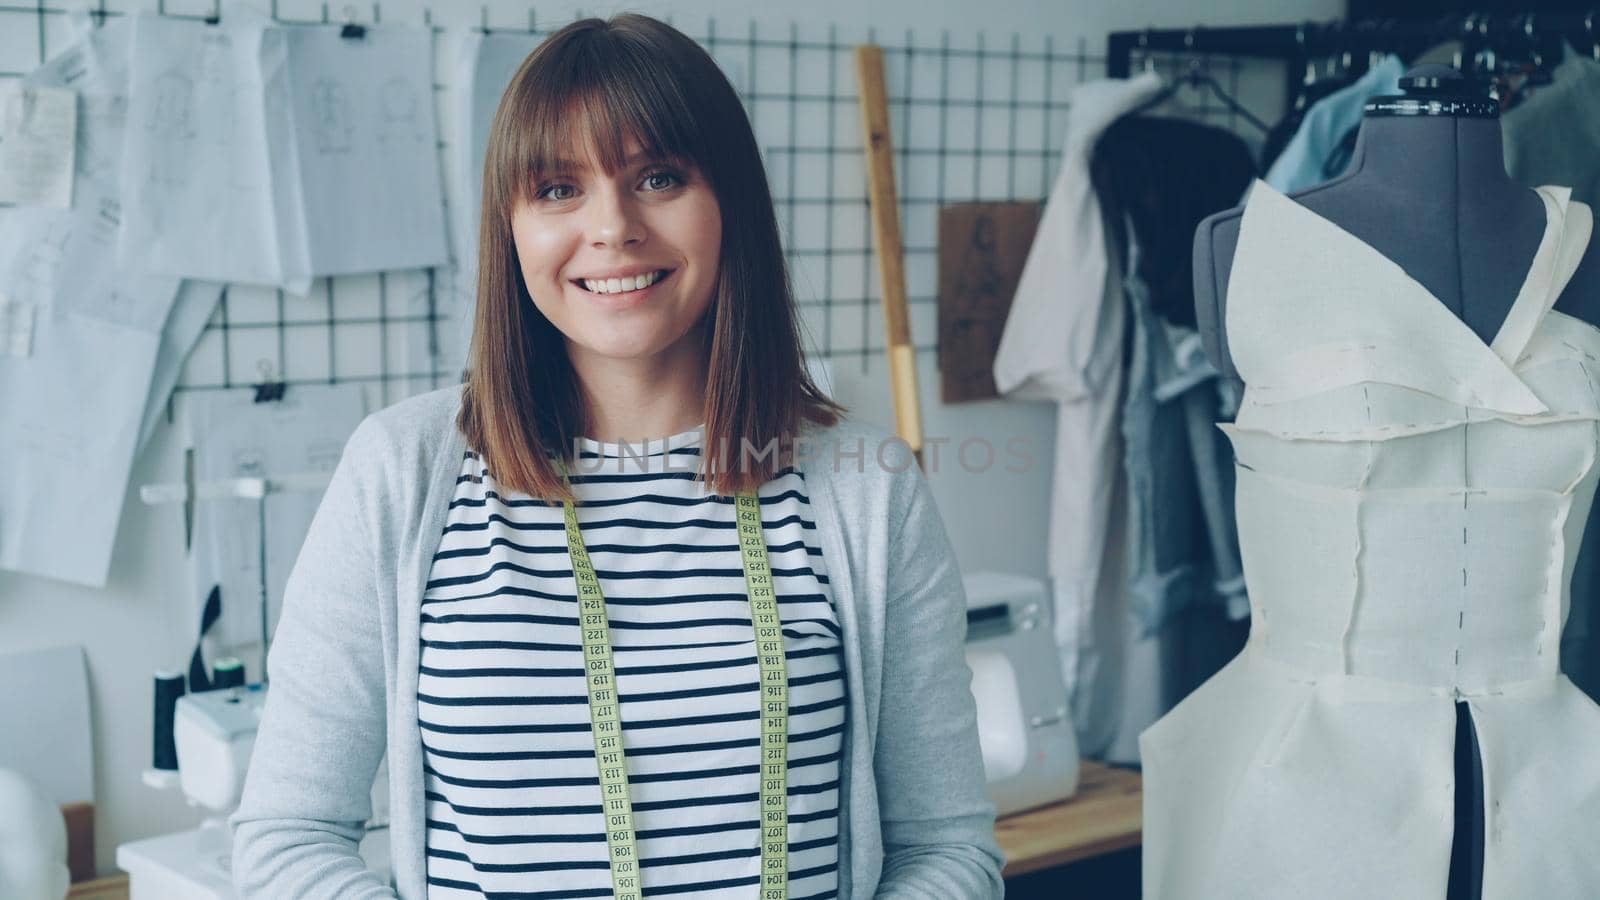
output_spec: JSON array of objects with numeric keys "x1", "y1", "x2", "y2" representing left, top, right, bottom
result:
[
  {"x1": 642, "y1": 170, "x2": 682, "y2": 191},
  {"x1": 537, "y1": 182, "x2": 576, "y2": 201}
]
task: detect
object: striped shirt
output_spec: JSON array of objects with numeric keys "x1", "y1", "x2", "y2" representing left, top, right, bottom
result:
[{"x1": 419, "y1": 427, "x2": 847, "y2": 899}]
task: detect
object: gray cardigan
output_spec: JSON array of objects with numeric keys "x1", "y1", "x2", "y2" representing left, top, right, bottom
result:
[{"x1": 229, "y1": 387, "x2": 1006, "y2": 898}]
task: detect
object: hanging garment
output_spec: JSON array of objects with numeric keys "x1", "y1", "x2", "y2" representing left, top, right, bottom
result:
[
  {"x1": 1503, "y1": 44, "x2": 1600, "y2": 210},
  {"x1": 1088, "y1": 115, "x2": 1254, "y2": 763},
  {"x1": 1116, "y1": 217, "x2": 1248, "y2": 636},
  {"x1": 1257, "y1": 71, "x2": 1358, "y2": 177},
  {"x1": 1263, "y1": 54, "x2": 1405, "y2": 193},
  {"x1": 991, "y1": 71, "x2": 1163, "y2": 758},
  {"x1": 1093, "y1": 219, "x2": 1249, "y2": 765},
  {"x1": 1502, "y1": 44, "x2": 1600, "y2": 706},
  {"x1": 1141, "y1": 178, "x2": 1600, "y2": 899}
]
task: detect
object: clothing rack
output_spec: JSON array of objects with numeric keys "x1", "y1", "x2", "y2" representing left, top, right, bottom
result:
[{"x1": 1107, "y1": 13, "x2": 1600, "y2": 111}]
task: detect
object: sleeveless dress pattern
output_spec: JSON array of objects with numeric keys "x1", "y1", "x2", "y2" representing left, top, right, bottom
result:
[{"x1": 1140, "y1": 179, "x2": 1600, "y2": 899}]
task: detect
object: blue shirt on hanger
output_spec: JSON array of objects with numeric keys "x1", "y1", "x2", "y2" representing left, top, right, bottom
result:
[{"x1": 1264, "y1": 54, "x2": 1407, "y2": 193}]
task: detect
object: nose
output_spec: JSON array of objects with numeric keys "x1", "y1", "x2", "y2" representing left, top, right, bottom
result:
[{"x1": 586, "y1": 181, "x2": 645, "y2": 249}]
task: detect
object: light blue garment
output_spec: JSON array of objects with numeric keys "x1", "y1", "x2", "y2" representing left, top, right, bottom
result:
[
  {"x1": 1265, "y1": 55, "x2": 1407, "y2": 193},
  {"x1": 228, "y1": 387, "x2": 1004, "y2": 899},
  {"x1": 1118, "y1": 216, "x2": 1249, "y2": 638}
]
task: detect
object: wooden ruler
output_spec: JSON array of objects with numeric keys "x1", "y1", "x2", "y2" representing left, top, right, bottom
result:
[{"x1": 854, "y1": 45, "x2": 925, "y2": 469}]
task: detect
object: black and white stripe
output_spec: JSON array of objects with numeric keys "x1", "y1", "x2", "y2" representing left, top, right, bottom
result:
[{"x1": 421, "y1": 428, "x2": 846, "y2": 899}]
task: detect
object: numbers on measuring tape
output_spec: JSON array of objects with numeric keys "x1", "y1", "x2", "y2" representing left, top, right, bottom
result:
[{"x1": 563, "y1": 488, "x2": 790, "y2": 899}]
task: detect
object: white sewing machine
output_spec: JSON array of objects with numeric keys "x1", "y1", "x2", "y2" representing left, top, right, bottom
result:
[
  {"x1": 962, "y1": 572, "x2": 1080, "y2": 816},
  {"x1": 117, "y1": 683, "x2": 390, "y2": 899}
]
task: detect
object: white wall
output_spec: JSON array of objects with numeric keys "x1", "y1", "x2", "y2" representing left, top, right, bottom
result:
[{"x1": 0, "y1": 0, "x2": 1341, "y2": 879}]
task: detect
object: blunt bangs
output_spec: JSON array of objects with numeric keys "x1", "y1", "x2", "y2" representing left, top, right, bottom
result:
[{"x1": 501, "y1": 29, "x2": 710, "y2": 207}]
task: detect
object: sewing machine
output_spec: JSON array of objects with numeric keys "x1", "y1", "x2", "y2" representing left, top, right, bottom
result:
[
  {"x1": 116, "y1": 683, "x2": 390, "y2": 899},
  {"x1": 962, "y1": 572, "x2": 1081, "y2": 816}
]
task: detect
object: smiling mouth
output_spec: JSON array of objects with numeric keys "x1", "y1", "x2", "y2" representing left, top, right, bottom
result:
[{"x1": 573, "y1": 269, "x2": 674, "y2": 295}]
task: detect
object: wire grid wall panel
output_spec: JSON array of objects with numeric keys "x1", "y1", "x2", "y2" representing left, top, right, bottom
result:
[{"x1": 1, "y1": 2, "x2": 1291, "y2": 409}]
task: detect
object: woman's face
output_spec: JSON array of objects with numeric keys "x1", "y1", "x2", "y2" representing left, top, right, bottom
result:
[{"x1": 511, "y1": 134, "x2": 722, "y2": 369}]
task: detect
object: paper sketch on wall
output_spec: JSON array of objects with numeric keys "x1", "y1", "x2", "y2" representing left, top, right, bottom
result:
[
  {"x1": 33, "y1": 18, "x2": 226, "y2": 454},
  {"x1": 0, "y1": 205, "x2": 180, "y2": 587},
  {"x1": 184, "y1": 382, "x2": 366, "y2": 673},
  {"x1": 119, "y1": 12, "x2": 310, "y2": 293},
  {"x1": 74, "y1": 101, "x2": 119, "y2": 185},
  {"x1": 0, "y1": 16, "x2": 199, "y2": 588},
  {"x1": 310, "y1": 78, "x2": 353, "y2": 153},
  {"x1": 268, "y1": 24, "x2": 449, "y2": 277},
  {"x1": 376, "y1": 75, "x2": 427, "y2": 144},
  {"x1": 44, "y1": 23, "x2": 129, "y2": 187},
  {"x1": 146, "y1": 70, "x2": 194, "y2": 186},
  {"x1": 0, "y1": 81, "x2": 77, "y2": 208}
]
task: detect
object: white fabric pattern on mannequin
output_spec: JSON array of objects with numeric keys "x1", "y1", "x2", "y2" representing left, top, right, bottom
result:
[{"x1": 1141, "y1": 178, "x2": 1600, "y2": 899}]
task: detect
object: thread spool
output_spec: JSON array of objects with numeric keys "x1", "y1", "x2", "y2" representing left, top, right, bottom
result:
[
  {"x1": 152, "y1": 669, "x2": 185, "y2": 771},
  {"x1": 212, "y1": 656, "x2": 245, "y2": 689}
]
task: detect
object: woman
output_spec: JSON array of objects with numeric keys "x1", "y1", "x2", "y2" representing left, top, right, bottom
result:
[{"x1": 231, "y1": 13, "x2": 1003, "y2": 899}]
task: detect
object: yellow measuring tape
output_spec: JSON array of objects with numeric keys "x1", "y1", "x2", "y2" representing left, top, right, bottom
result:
[{"x1": 560, "y1": 465, "x2": 789, "y2": 899}]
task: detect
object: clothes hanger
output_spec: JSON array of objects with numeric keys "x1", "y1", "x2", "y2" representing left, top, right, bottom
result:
[
  {"x1": 1294, "y1": 25, "x2": 1367, "y2": 111},
  {"x1": 1127, "y1": 30, "x2": 1271, "y2": 134},
  {"x1": 1260, "y1": 23, "x2": 1385, "y2": 174},
  {"x1": 1485, "y1": 14, "x2": 1558, "y2": 111}
]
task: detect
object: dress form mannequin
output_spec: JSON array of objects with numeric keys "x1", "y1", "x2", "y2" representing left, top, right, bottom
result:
[
  {"x1": 1196, "y1": 65, "x2": 1600, "y2": 375},
  {"x1": 1192, "y1": 65, "x2": 1600, "y2": 900}
]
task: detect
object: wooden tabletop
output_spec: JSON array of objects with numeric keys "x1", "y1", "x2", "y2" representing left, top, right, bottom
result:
[
  {"x1": 67, "y1": 875, "x2": 128, "y2": 900},
  {"x1": 80, "y1": 762, "x2": 1140, "y2": 895},
  {"x1": 995, "y1": 760, "x2": 1144, "y2": 878}
]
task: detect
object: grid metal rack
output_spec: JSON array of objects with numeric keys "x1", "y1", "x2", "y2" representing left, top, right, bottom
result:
[{"x1": 0, "y1": 0, "x2": 1127, "y2": 405}]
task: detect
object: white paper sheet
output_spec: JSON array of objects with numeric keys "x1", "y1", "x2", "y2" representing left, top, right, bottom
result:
[
  {"x1": 453, "y1": 30, "x2": 539, "y2": 267},
  {"x1": 118, "y1": 12, "x2": 310, "y2": 293},
  {"x1": 0, "y1": 646, "x2": 94, "y2": 805},
  {"x1": 0, "y1": 18, "x2": 182, "y2": 588},
  {"x1": 26, "y1": 18, "x2": 227, "y2": 458},
  {"x1": 27, "y1": 17, "x2": 129, "y2": 195},
  {"x1": 446, "y1": 30, "x2": 541, "y2": 371},
  {"x1": 185, "y1": 383, "x2": 365, "y2": 658},
  {"x1": 137, "y1": 279, "x2": 224, "y2": 454},
  {"x1": 0, "y1": 282, "x2": 172, "y2": 588},
  {"x1": 0, "y1": 202, "x2": 179, "y2": 586},
  {"x1": 270, "y1": 24, "x2": 449, "y2": 277},
  {"x1": 0, "y1": 83, "x2": 76, "y2": 208}
]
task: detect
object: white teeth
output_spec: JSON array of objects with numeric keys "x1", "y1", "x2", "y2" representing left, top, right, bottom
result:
[{"x1": 581, "y1": 270, "x2": 665, "y2": 294}]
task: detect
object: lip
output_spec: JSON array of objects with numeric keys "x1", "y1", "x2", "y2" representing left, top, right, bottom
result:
[{"x1": 571, "y1": 268, "x2": 674, "y2": 308}]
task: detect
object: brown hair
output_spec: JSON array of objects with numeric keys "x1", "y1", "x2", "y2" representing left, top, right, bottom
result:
[{"x1": 458, "y1": 13, "x2": 844, "y2": 504}]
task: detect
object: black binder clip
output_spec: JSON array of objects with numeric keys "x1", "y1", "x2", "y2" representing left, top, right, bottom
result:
[
  {"x1": 340, "y1": 22, "x2": 367, "y2": 39},
  {"x1": 252, "y1": 360, "x2": 287, "y2": 403},
  {"x1": 253, "y1": 381, "x2": 287, "y2": 403}
]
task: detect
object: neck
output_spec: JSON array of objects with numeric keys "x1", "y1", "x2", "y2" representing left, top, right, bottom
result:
[
  {"x1": 1347, "y1": 113, "x2": 1517, "y2": 198},
  {"x1": 568, "y1": 325, "x2": 709, "y2": 444}
]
